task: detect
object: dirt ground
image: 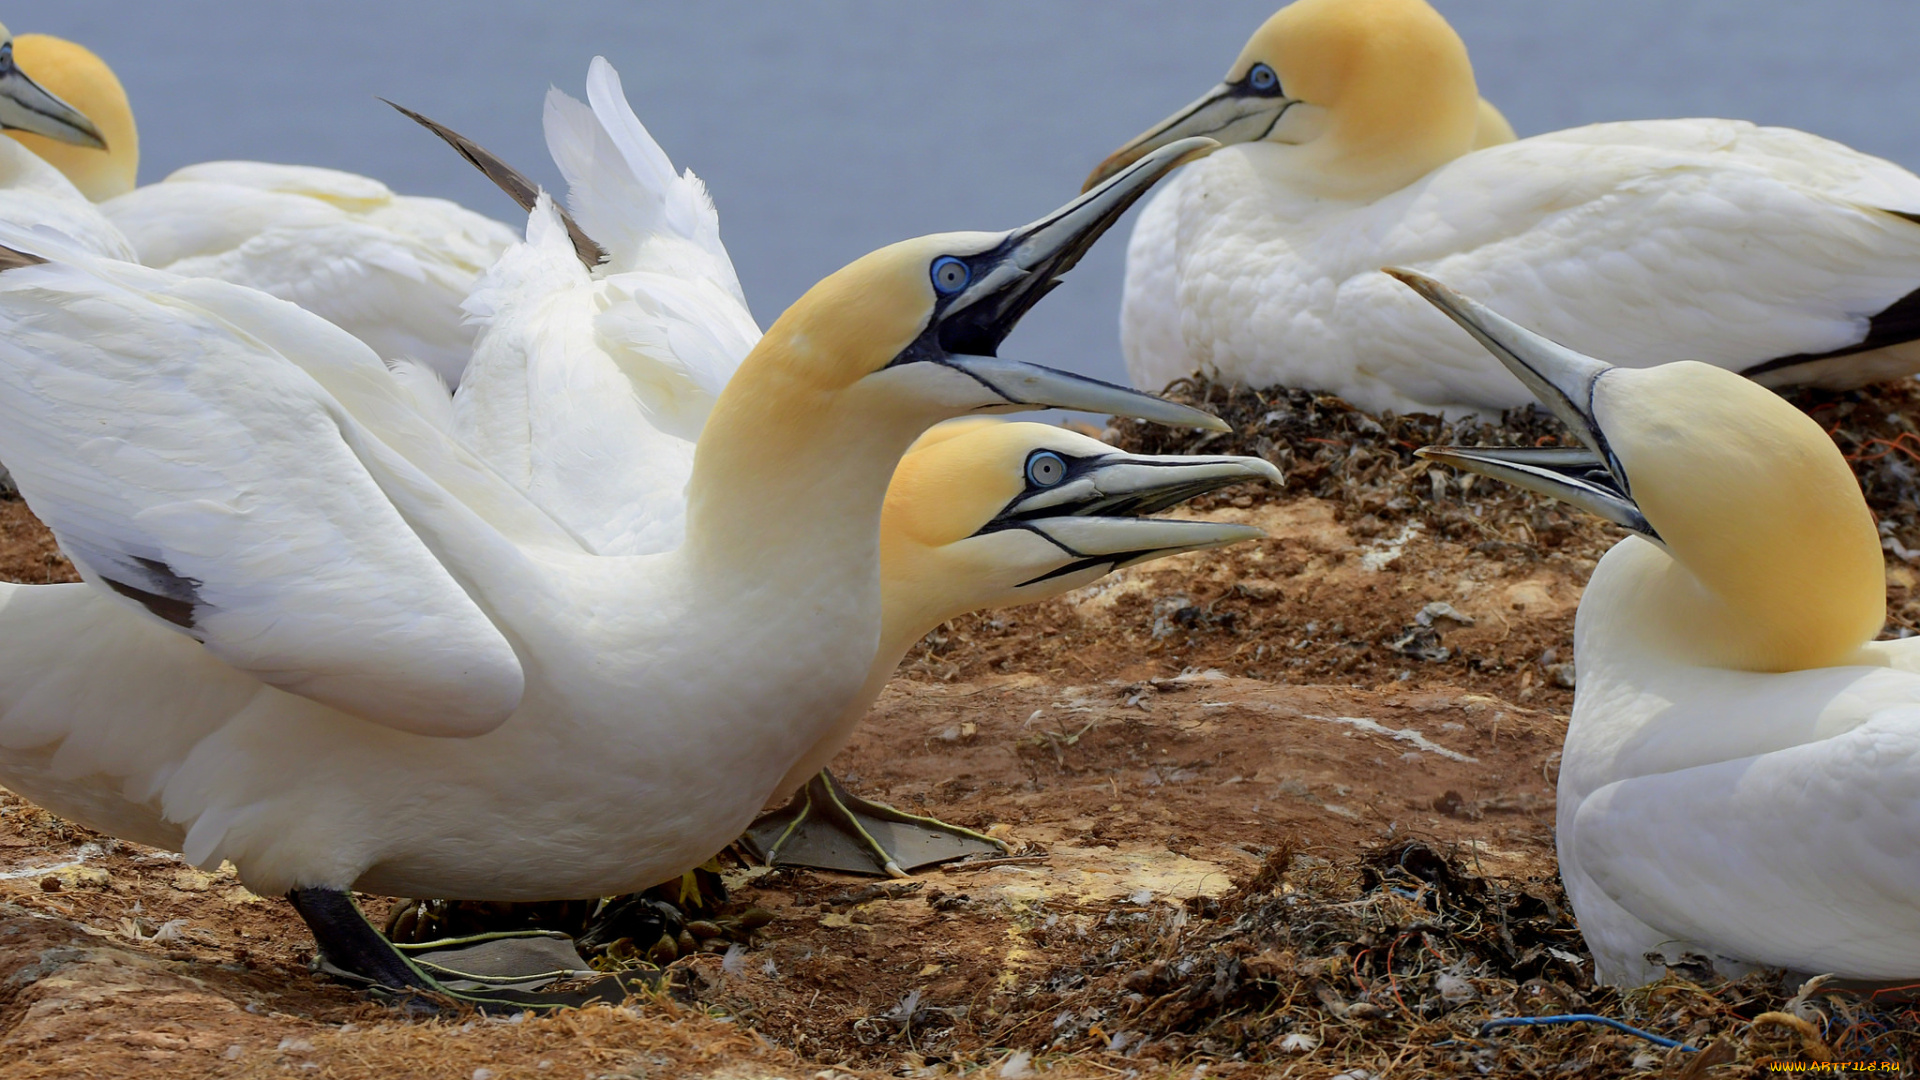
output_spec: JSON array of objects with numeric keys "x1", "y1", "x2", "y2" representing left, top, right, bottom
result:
[{"x1": 3, "y1": 385, "x2": 1918, "y2": 1078}]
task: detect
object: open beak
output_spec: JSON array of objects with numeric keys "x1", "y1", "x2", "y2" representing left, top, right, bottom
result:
[
  {"x1": 0, "y1": 42, "x2": 105, "y2": 149},
  {"x1": 983, "y1": 450, "x2": 1278, "y2": 586},
  {"x1": 1083, "y1": 82, "x2": 1292, "y2": 192},
  {"x1": 931, "y1": 135, "x2": 1228, "y2": 430},
  {"x1": 1389, "y1": 268, "x2": 1659, "y2": 541}
]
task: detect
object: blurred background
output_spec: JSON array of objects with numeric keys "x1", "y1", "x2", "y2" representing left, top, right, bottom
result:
[{"x1": 15, "y1": 1, "x2": 1920, "y2": 387}]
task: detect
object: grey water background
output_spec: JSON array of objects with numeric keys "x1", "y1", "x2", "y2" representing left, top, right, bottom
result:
[{"x1": 15, "y1": 2, "x2": 1920, "y2": 389}]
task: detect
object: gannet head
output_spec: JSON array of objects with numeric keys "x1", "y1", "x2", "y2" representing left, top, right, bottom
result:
[
  {"x1": 1399, "y1": 269, "x2": 1886, "y2": 672},
  {"x1": 1084, "y1": 0, "x2": 1477, "y2": 197},
  {"x1": 724, "y1": 136, "x2": 1227, "y2": 434},
  {"x1": 883, "y1": 421, "x2": 1278, "y2": 629},
  {"x1": 0, "y1": 30, "x2": 133, "y2": 201}
]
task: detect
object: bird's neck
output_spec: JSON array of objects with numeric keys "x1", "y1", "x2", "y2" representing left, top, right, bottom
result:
[
  {"x1": 1578, "y1": 537, "x2": 1884, "y2": 675},
  {"x1": 683, "y1": 367, "x2": 927, "y2": 589}
]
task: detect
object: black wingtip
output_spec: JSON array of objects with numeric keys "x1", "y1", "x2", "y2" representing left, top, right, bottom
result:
[
  {"x1": 380, "y1": 98, "x2": 609, "y2": 271},
  {"x1": 0, "y1": 244, "x2": 47, "y2": 273}
]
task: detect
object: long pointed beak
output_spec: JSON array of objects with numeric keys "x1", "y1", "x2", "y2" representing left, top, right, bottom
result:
[
  {"x1": 990, "y1": 450, "x2": 1275, "y2": 585},
  {"x1": 1416, "y1": 445, "x2": 1656, "y2": 539},
  {"x1": 1002, "y1": 452, "x2": 1281, "y2": 519},
  {"x1": 0, "y1": 42, "x2": 105, "y2": 149},
  {"x1": 1014, "y1": 517, "x2": 1265, "y2": 587},
  {"x1": 940, "y1": 136, "x2": 1218, "y2": 355},
  {"x1": 942, "y1": 355, "x2": 1227, "y2": 431},
  {"x1": 1083, "y1": 83, "x2": 1290, "y2": 192},
  {"x1": 1388, "y1": 268, "x2": 1660, "y2": 542},
  {"x1": 934, "y1": 135, "x2": 1228, "y2": 431}
]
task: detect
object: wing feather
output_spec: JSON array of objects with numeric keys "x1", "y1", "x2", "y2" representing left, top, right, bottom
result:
[{"x1": 0, "y1": 250, "x2": 527, "y2": 737}]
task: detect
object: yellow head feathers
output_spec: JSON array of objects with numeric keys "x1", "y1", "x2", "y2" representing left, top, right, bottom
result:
[
  {"x1": 1595, "y1": 362, "x2": 1885, "y2": 670},
  {"x1": 8, "y1": 33, "x2": 137, "y2": 200},
  {"x1": 1087, "y1": 0, "x2": 1481, "y2": 196},
  {"x1": 1235, "y1": 0, "x2": 1477, "y2": 189}
]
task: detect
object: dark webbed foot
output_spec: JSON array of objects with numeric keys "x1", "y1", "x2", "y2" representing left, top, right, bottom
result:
[
  {"x1": 740, "y1": 770, "x2": 1006, "y2": 877},
  {"x1": 287, "y1": 888, "x2": 652, "y2": 1013}
]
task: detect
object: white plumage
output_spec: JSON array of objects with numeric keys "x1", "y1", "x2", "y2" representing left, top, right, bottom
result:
[
  {"x1": 103, "y1": 162, "x2": 519, "y2": 385},
  {"x1": 1099, "y1": 0, "x2": 1920, "y2": 415},
  {"x1": 0, "y1": 137, "x2": 132, "y2": 258},
  {"x1": 0, "y1": 134, "x2": 1214, "y2": 906},
  {"x1": 455, "y1": 57, "x2": 760, "y2": 556},
  {"x1": 1404, "y1": 273, "x2": 1920, "y2": 986},
  {"x1": 1126, "y1": 122, "x2": 1920, "y2": 414}
]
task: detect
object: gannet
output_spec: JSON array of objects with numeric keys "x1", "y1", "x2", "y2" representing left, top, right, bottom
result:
[
  {"x1": 1401, "y1": 268, "x2": 1920, "y2": 987},
  {"x1": 0, "y1": 24, "x2": 131, "y2": 258},
  {"x1": 744, "y1": 419, "x2": 1280, "y2": 875},
  {"x1": 397, "y1": 61, "x2": 1279, "y2": 875},
  {"x1": 0, "y1": 138, "x2": 1217, "y2": 1007},
  {"x1": 7, "y1": 30, "x2": 517, "y2": 384},
  {"x1": 1090, "y1": 0, "x2": 1920, "y2": 416}
]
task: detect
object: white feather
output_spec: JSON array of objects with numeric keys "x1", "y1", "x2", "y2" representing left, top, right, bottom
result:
[{"x1": 1126, "y1": 120, "x2": 1920, "y2": 415}]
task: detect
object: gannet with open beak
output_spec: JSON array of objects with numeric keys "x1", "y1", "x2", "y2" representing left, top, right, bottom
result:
[
  {"x1": 0, "y1": 136, "x2": 1217, "y2": 1007},
  {"x1": 0, "y1": 24, "x2": 132, "y2": 258},
  {"x1": 1092, "y1": 0, "x2": 1920, "y2": 416},
  {"x1": 1401, "y1": 269, "x2": 1920, "y2": 987},
  {"x1": 392, "y1": 60, "x2": 1277, "y2": 875},
  {"x1": 2, "y1": 29, "x2": 516, "y2": 385},
  {"x1": 745, "y1": 419, "x2": 1279, "y2": 875}
]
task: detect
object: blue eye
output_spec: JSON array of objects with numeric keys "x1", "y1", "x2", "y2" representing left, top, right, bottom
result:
[
  {"x1": 1247, "y1": 63, "x2": 1279, "y2": 93},
  {"x1": 931, "y1": 256, "x2": 970, "y2": 295},
  {"x1": 1026, "y1": 450, "x2": 1067, "y2": 488}
]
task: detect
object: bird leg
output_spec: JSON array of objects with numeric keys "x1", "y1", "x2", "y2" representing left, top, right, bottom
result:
[
  {"x1": 287, "y1": 888, "x2": 651, "y2": 1013},
  {"x1": 741, "y1": 769, "x2": 1006, "y2": 877}
]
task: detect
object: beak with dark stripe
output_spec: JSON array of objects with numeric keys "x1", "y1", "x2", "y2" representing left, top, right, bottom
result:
[
  {"x1": 1083, "y1": 75, "x2": 1290, "y2": 192},
  {"x1": 980, "y1": 450, "x2": 1278, "y2": 587},
  {"x1": 1390, "y1": 268, "x2": 1659, "y2": 542},
  {"x1": 0, "y1": 39, "x2": 105, "y2": 149},
  {"x1": 891, "y1": 136, "x2": 1230, "y2": 430}
]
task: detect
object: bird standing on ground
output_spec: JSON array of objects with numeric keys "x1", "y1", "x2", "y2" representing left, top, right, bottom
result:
[
  {"x1": 1091, "y1": 0, "x2": 1920, "y2": 416},
  {"x1": 0, "y1": 138, "x2": 1218, "y2": 1008},
  {"x1": 1404, "y1": 269, "x2": 1920, "y2": 987}
]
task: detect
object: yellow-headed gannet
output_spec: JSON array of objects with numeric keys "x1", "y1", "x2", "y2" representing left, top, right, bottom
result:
[
  {"x1": 396, "y1": 60, "x2": 1278, "y2": 875},
  {"x1": 745, "y1": 419, "x2": 1279, "y2": 875},
  {"x1": 0, "y1": 137, "x2": 1218, "y2": 1008},
  {"x1": 1401, "y1": 268, "x2": 1920, "y2": 987},
  {"x1": 6, "y1": 30, "x2": 517, "y2": 385},
  {"x1": 1089, "y1": 0, "x2": 1920, "y2": 416},
  {"x1": 0, "y1": 24, "x2": 131, "y2": 258}
]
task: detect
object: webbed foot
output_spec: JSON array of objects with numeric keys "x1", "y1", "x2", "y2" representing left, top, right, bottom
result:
[
  {"x1": 739, "y1": 769, "x2": 1006, "y2": 877},
  {"x1": 288, "y1": 888, "x2": 653, "y2": 1014}
]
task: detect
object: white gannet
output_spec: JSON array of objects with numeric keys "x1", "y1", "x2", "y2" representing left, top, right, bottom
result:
[
  {"x1": 0, "y1": 24, "x2": 132, "y2": 258},
  {"x1": 1089, "y1": 0, "x2": 1920, "y2": 416},
  {"x1": 0, "y1": 138, "x2": 1220, "y2": 1007},
  {"x1": 396, "y1": 61, "x2": 1279, "y2": 875},
  {"x1": 1400, "y1": 268, "x2": 1920, "y2": 987},
  {"x1": 7, "y1": 30, "x2": 517, "y2": 385}
]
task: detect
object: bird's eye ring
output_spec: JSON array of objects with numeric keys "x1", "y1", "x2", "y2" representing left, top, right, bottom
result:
[
  {"x1": 931, "y1": 256, "x2": 970, "y2": 295},
  {"x1": 1247, "y1": 63, "x2": 1279, "y2": 93},
  {"x1": 1025, "y1": 450, "x2": 1067, "y2": 488}
]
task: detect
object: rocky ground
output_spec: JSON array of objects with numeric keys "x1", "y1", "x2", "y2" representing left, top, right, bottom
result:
[{"x1": 4, "y1": 382, "x2": 1919, "y2": 1078}]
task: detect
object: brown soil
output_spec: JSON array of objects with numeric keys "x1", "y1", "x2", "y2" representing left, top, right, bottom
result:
[{"x1": 4, "y1": 381, "x2": 1919, "y2": 1077}]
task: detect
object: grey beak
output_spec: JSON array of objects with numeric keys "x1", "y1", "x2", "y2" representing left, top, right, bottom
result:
[
  {"x1": 0, "y1": 42, "x2": 106, "y2": 149},
  {"x1": 1388, "y1": 268, "x2": 1659, "y2": 541}
]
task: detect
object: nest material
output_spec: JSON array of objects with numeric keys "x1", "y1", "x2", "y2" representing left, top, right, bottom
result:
[
  {"x1": 1005, "y1": 839, "x2": 1920, "y2": 1075},
  {"x1": 1110, "y1": 377, "x2": 1920, "y2": 563}
]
